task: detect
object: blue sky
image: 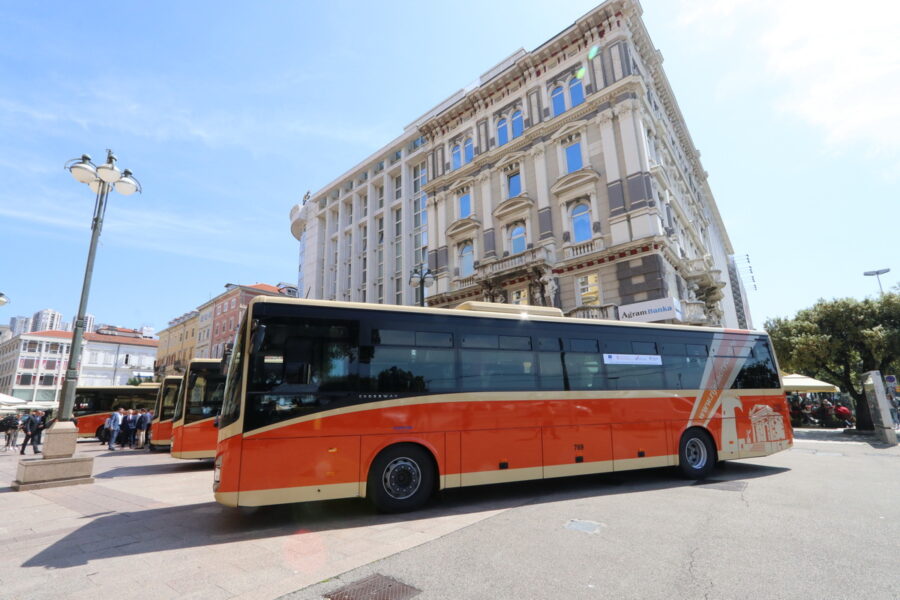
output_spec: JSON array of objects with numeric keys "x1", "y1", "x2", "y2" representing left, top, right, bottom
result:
[{"x1": 1, "y1": 0, "x2": 897, "y2": 334}]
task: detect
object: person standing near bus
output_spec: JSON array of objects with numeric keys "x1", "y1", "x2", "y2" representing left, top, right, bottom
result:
[
  {"x1": 135, "y1": 408, "x2": 149, "y2": 449},
  {"x1": 122, "y1": 409, "x2": 138, "y2": 449},
  {"x1": 107, "y1": 408, "x2": 124, "y2": 451}
]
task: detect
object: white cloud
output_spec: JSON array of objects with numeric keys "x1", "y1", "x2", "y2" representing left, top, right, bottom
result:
[{"x1": 674, "y1": 0, "x2": 900, "y2": 173}]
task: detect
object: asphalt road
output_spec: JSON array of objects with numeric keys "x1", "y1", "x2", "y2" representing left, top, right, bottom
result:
[{"x1": 290, "y1": 429, "x2": 900, "y2": 600}]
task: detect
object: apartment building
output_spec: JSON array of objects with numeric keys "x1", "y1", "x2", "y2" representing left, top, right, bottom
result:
[
  {"x1": 0, "y1": 330, "x2": 158, "y2": 403},
  {"x1": 290, "y1": 0, "x2": 751, "y2": 329}
]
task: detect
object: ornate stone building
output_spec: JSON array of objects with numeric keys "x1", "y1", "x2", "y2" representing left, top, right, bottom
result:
[{"x1": 290, "y1": 0, "x2": 751, "y2": 328}]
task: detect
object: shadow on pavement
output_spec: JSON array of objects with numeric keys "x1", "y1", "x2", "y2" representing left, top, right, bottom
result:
[
  {"x1": 22, "y1": 461, "x2": 787, "y2": 569},
  {"x1": 94, "y1": 460, "x2": 213, "y2": 479}
]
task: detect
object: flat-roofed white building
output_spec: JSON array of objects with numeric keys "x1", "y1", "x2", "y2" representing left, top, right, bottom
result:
[{"x1": 290, "y1": 0, "x2": 751, "y2": 328}]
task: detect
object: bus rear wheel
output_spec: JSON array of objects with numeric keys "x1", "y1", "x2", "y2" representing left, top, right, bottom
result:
[
  {"x1": 678, "y1": 428, "x2": 716, "y2": 479},
  {"x1": 96, "y1": 426, "x2": 107, "y2": 443},
  {"x1": 367, "y1": 444, "x2": 435, "y2": 513}
]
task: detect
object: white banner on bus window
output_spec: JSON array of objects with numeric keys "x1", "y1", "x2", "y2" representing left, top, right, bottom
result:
[{"x1": 603, "y1": 353, "x2": 663, "y2": 366}]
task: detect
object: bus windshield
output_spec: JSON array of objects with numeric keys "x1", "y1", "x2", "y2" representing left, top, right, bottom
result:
[{"x1": 158, "y1": 379, "x2": 181, "y2": 421}]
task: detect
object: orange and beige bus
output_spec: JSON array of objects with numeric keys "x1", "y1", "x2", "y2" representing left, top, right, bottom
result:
[
  {"x1": 74, "y1": 383, "x2": 160, "y2": 441},
  {"x1": 170, "y1": 359, "x2": 225, "y2": 459},
  {"x1": 148, "y1": 375, "x2": 182, "y2": 452},
  {"x1": 213, "y1": 297, "x2": 791, "y2": 512}
]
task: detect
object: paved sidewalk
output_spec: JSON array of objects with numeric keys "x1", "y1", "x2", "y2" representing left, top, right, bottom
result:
[{"x1": 0, "y1": 441, "x2": 506, "y2": 600}]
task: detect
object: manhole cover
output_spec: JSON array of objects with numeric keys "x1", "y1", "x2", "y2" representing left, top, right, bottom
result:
[
  {"x1": 325, "y1": 574, "x2": 421, "y2": 600},
  {"x1": 692, "y1": 480, "x2": 748, "y2": 492},
  {"x1": 565, "y1": 519, "x2": 604, "y2": 534}
]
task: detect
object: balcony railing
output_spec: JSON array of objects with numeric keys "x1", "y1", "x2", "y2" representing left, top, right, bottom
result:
[
  {"x1": 480, "y1": 246, "x2": 551, "y2": 277},
  {"x1": 565, "y1": 304, "x2": 619, "y2": 320},
  {"x1": 563, "y1": 238, "x2": 605, "y2": 260},
  {"x1": 453, "y1": 275, "x2": 477, "y2": 291}
]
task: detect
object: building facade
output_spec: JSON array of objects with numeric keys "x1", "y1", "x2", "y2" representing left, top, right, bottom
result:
[
  {"x1": 31, "y1": 309, "x2": 63, "y2": 332},
  {"x1": 290, "y1": 0, "x2": 752, "y2": 329},
  {"x1": 155, "y1": 311, "x2": 199, "y2": 376},
  {"x1": 154, "y1": 283, "x2": 294, "y2": 372},
  {"x1": 0, "y1": 330, "x2": 158, "y2": 402},
  {"x1": 9, "y1": 316, "x2": 32, "y2": 336}
]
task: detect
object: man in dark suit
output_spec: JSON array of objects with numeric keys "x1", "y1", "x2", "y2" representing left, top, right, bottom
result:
[
  {"x1": 122, "y1": 409, "x2": 138, "y2": 449},
  {"x1": 19, "y1": 411, "x2": 43, "y2": 455}
]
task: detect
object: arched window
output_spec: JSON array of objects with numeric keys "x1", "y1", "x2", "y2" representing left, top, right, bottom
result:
[
  {"x1": 459, "y1": 242, "x2": 474, "y2": 277},
  {"x1": 569, "y1": 77, "x2": 584, "y2": 107},
  {"x1": 451, "y1": 144, "x2": 461, "y2": 170},
  {"x1": 571, "y1": 203, "x2": 591, "y2": 243},
  {"x1": 509, "y1": 224, "x2": 527, "y2": 255},
  {"x1": 463, "y1": 138, "x2": 474, "y2": 164},
  {"x1": 551, "y1": 86, "x2": 566, "y2": 116},
  {"x1": 497, "y1": 118, "x2": 509, "y2": 146},
  {"x1": 511, "y1": 110, "x2": 524, "y2": 138}
]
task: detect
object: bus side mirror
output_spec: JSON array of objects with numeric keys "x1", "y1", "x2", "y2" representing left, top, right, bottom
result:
[{"x1": 251, "y1": 323, "x2": 266, "y2": 355}]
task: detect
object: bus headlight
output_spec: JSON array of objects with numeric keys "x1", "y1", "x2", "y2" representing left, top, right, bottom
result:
[{"x1": 213, "y1": 455, "x2": 222, "y2": 491}]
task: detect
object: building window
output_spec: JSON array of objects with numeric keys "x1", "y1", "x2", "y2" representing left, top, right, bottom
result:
[
  {"x1": 572, "y1": 203, "x2": 592, "y2": 243},
  {"x1": 497, "y1": 118, "x2": 508, "y2": 146},
  {"x1": 569, "y1": 77, "x2": 584, "y2": 107},
  {"x1": 393, "y1": 175, "x2": 402, "y2": 200},
  {"x1": 511, "y1": 110, "x2": 524, "y2": 138},
  {"x1": 565, "y1": 142, "x2": 583, "y2": 173},
  {"x1": 507, "y1": 172, "x2": 521, "y2": 198},
  {"x1": 459, "y1": 242, "x2": 474, "y2": 277},
  {"x1": 509, "y1": 224, "x2": 527, "y2": 255},
  {"x1": 451, "y1": 144, "x2": 462, "y2": 170},
  {"x1": 464, "y1": 138, "x2": 474, "y2": 163},
  {"x1": 459, "y1": 192, "x2": 472, "y2": 219},
  {"x1": 510, "y1": 289, "x2": 529, "y2": 305},
  {"x1": 576, "y1": 273, "x2": 601, "y2": 306},
  {"x1": 377, "y1": 185, "x2": 384, "y2": 208},
  {"x1": 551, "y1": 86, "x2": 565, "y2": 116}
]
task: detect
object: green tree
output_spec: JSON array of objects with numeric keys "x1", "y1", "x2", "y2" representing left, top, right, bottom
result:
[{"x1": 765, "y1": 293, "x2": 900, "y2": 430}]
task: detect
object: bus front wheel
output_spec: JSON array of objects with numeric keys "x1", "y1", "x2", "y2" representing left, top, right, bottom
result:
[
  {"x1": 367, "y1": 444, "x2": 435, "y2": 513},
  {"x1": 678, "y1": 428, "x2": 716, "y2": 479}
]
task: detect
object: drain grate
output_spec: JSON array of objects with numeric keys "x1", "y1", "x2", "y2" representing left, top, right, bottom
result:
[
  {"x1": 692, "y1": 479, "x2": 748, "y2": 492},
  {"x1": 325, "y1": 574, "x2": 421, "y2": 600}
]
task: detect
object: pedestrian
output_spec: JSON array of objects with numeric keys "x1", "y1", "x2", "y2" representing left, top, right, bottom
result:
[
  {"x1": 31, "y1": 410, "x2": 46, "y2": 451},
  {"x1": 107, "y1": 407, "x2": 124, "y2": 451},
  {"x1": 135, "y1": 408, "x2": 149, "y2": 449},
  {"x1": 1, "y1": 413, "x2": 21, "y2": 451},
  {"x1": 145, "y1": 409, "x2": 154, "y2": 448},
  {"x1": 123, "y1": 409, "x2": 138, "y2": 449},
  {"x1": 19, "y1": 411, "x2": 42, "y2": 455}
]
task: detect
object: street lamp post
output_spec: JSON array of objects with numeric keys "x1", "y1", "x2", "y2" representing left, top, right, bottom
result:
[
  {"x1": 408, "y1": 264, "x2": 434, "y2": 307},
  {"x1": 58, "y1": 151, "x2": 141, "y2": 423},
  {"x1": 12, "y1": 151, "x2": 139, "y2": 490},
  {"x1": 863, "y1": 268, "x2": 890, "y2": 295}
]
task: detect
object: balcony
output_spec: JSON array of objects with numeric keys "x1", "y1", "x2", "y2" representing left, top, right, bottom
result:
[
  {"x1": 453, "y1": 275, "x2": 477, "y2": 291},
  {"x1": 565, "y1": 304, "x2": 619, "y2": 320},
  {"x1": 563, "y1": 238, "x2": 605, "y2": 260},
  {"x1": 479, "y1": 246, "x2": 552, "y2": 278}
]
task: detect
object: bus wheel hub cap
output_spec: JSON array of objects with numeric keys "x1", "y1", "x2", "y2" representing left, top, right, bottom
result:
[
  {"x1": 685, "y1": 438, "x2": 707, "y2": 469},
  {"x1": 383, "y1": 457, "x2": 421, "y2": 499}
]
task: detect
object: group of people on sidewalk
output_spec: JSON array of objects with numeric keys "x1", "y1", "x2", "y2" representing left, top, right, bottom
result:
[
  {"x1": 0, "y1": 411, "x2": 47, "y2": 455},
  {"x1": 103, "y1": 407, "x2": 153, "y2": 451}
]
